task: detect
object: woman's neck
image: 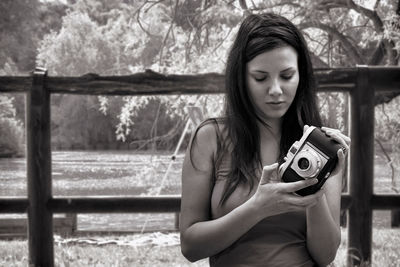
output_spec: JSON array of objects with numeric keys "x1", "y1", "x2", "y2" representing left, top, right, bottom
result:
[
  {"x1": 257, "y1": 118, "x2": 282, "y2": 142},
  {"x1": 257, "y1": 118, "x2": 282, "y2": 165}
]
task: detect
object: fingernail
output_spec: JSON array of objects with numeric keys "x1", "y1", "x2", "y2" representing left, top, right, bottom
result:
[{"x1": 311, "y1": 178, "x2": 318, "y2": 184}]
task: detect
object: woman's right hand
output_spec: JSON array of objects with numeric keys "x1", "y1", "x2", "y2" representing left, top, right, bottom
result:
[{"x1": 249, "y1": 163, "x2": 324, "y2": 220}]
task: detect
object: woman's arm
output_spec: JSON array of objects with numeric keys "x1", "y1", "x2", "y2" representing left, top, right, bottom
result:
[
  {"x1": 180, "y1": 123, "x2": 324, "y2": 262},
  {"x1": 179, "y1": 123, "x2": 263, "y2": 262},
  {"x1": 306, "y1": 127, "x2": 350, "y2": 266},
  {"x1": 306, "y1": 154, "x2": 343, "y2": 266}
]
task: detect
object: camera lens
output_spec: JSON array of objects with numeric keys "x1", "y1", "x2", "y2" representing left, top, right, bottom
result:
[{"x1": 298, "y1": 157, "x2": 310, "y2": 170}]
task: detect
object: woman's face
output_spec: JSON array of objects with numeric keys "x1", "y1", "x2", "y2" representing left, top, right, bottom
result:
[{"x1": 246, "y1": 45, "x2": 299, "y2": 124}]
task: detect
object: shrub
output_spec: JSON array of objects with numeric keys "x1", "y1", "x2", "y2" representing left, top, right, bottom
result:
[{"x1": 0, "y1": 118, "x2": 24, "y2": 157}]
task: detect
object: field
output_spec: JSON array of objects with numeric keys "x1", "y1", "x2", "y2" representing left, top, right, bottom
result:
[
  {"x1": 0, "y1": 151, "x2": 183, "y2": 232},
  {"x1": 0, "y1": 149, "x2": 399, "y2": 266}
]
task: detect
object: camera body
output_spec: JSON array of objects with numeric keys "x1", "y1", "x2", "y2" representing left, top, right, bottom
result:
[{"x1": 278, "y1": 126, "x2": 345, "y2": 196}]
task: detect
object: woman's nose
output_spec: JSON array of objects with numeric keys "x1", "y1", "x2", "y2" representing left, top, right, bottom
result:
[{"x1": 268, "y1": 79, "x2": 283, "y2": 96}]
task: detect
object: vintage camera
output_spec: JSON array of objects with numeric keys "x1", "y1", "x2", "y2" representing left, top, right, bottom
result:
[{"x1": 278, "y1": 126, "x2": 345, "y2": 196}]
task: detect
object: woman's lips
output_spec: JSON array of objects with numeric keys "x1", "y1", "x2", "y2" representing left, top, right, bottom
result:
[
  {"x1": 267, "y1": 101, "x2": 285, "y2": 105},
  {"x1": 266, "y1": 101, "x2": 286, "y2": 109}
]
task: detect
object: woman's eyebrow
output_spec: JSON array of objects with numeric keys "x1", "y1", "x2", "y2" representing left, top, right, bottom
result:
[
  {"x1": 249, "y1": 67, "x2": 296, "y2": 73},
  {"x1": 249, "y1": 70, "x2": 269, "y2": 74},
  {"x1": 281, "y1": 67, "x2": 296, "y2": 72}
]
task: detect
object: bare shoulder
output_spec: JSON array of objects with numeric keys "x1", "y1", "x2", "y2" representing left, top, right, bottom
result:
[
  {"x1": 186, "y1": 119, "x2": 228, "y2": 173},
  {"x1": 189, "y1": 119, "x2": 224, "y2": 162}
]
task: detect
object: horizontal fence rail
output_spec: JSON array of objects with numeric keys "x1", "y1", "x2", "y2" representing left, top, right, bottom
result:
[
  {"x1": 1, "y1": 194, "x2": 399, "y2": 214},
  {"x1": 1, "y1": 66, "x2": 400, "y2": 266},
  {"x1": 1, "y1": 67, "x2": 400, "y2": 95}
]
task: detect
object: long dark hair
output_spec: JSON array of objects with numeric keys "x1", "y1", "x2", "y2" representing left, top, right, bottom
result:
[{"x1": 191, "y1": 13, "x2": 322, "y2": 205}]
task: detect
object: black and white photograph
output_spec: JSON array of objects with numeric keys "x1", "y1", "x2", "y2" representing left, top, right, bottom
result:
[{"x1": 0, "y1": 0, "x2": 399, "y2": 266}]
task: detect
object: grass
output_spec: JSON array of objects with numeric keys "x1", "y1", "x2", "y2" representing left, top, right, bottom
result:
[{"x1": 0, "y1": 228, "x2": 398, "y2": 266}]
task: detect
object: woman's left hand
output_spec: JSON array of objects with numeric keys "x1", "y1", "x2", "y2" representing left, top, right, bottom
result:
[
  {"x1": 303, "y1": 125, "x2": 350, "y2": 177},
  {"x1": 320, "y1": 126, "x2": 350, "y2": 153},
  {"x1": 319, "y1": 126, "x2": 350, "y2": 176}
]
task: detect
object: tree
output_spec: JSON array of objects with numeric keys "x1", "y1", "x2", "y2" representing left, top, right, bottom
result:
[
  {"x1": 36, "y1": 1, "x2": 232, "y2": 145},
  {"x1": 115, "y1": 0, "x2": 400, "y2": 134},
  {"x1": 0, "y1": 0, "x2": 68, "y2": 156},
  {"x1": 35, "y1": 0, "x2": 400, "y2": 151},
  {"x1": 0, "y1": 0, "x2": 67, "y2": 74},
  {"x1": 0, "y1": 95, "x2": 24, "y2": 157}
]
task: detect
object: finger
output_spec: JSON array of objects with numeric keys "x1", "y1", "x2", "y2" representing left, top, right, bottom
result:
[
  {"x1": 324, "y1": 130, "x2": 350, "y2": 151},
  {"x1": 328, "y1": 130, "x2": 351, "y2": 144},
  {"x1": 280, "y1": 178, "x2": 318, "y2": 193},
  {"x1": 303, "y1": 124, "x2": 309, "y2": 133},
  {"x1": 269, "y1": 166, "x2": 280, "y2": 183},
  {"x1": 260, "y1": 163, "x2": 279, "y2": 185},
  {"x1": 337, "y1": 149, "x2": 345, "y2": 165},
  {"x1": 321, "y1": 127, "x2": 351, "y2": 144},
  {"x1": 331, "y1": 149, "x2": 346, "y2": 177},
  {"x1": 321, "y1": 126, "x2": 338, "y2": 132}
]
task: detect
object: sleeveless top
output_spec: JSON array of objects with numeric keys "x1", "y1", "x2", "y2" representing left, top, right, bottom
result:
[{"x1": 209, "y1": 151, "x2": 316, "y2": 267}]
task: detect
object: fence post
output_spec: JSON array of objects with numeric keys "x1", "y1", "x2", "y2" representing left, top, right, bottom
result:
[
  {"x1": 347, "y1": 67, "x2": 374, "y2": 266},
  {"x1": 392, "y1": 209, "x2": 400, "y2": 227},
  {"x1": 174, "y1": 212, "x2": 180, "y2": 230},
  {"x1": 27, "y1": 67, "x2": 54, "y2": 266}
]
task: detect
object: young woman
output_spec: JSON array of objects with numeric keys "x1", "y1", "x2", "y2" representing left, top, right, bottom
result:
[{"x1": 180, "y1": 13, "x2": 350, "y2": 267}]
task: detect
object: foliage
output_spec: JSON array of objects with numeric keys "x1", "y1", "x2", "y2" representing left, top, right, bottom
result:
[
  {"x1": 375, "y1": 96, "x2": 400, "y2": 142},
  {"x1": 36, "y1": 1, "x2": 234, "y2": 145},
  {"x1": 51, "y1": 95, "x2": 118, "y2": 149},
  {"x1": 38, "y1": 11, "x2": 115, "y2": 76},
  {"x1": 0, "y1": 0, "x2": 67, "y2": 154},
  {"x1": 101, "y1": 0, "x2": 399, "y2": 138},
  {"x1": 0, "y1": 96, "x2": 15, "y2": 118},
  {"x1": 253, "y1": 0, "x2": 399, "y2": 66},
  {"x1": 0, "y1": 95, "x2": 24, "y2": 157},
  {"x1": 0, "y1": 0, "x2": 40, "y2": 73},
  {"x1": 0, "y1": 117, "x2": 24, "y2": 157},
  {"x1": 0, "y1": 0, "x2": 66, "y2": 73},
  {"x1": 116, "y1": 97, "x2": 185, "y2": 149},
  {"x1": 375, "y1": 95, "x2": 400, "y2": 178},
  {"x1": 4, "y1": 0, "x2": 400, "y2": 150}
]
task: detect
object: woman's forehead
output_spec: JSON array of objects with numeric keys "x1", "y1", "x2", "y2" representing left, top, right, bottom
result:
[{"x1": 246, "y1": 46, "x2": 298, "y2": 72}]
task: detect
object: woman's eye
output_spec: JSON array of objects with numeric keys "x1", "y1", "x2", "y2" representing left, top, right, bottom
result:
[
  {"x1": 254, "y1": 76, "x2": 267, "y2": 82},
  {"x1": 281, "y1": 75, "x2": 293, "y2": 80}
]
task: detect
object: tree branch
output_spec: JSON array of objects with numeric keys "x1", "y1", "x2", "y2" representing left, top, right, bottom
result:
[
  {"x1": 299, "y1": 21, "x2": 365, "y2": 64},
  {"x1": 129, "y1": 119, "x2": 184, "y2": 151},
  {"x1": 375, "y1": 137, "x2": 398, "y2": 193},
  {"x1": 158, "y1": 0, "x2": 179, "y2": 70},
  {"x1": 238, "y1": 0, "x2": 251, "y2": 15},
  {"x1": 316, "y1": 0, "x2": 397, "y2": 64}
]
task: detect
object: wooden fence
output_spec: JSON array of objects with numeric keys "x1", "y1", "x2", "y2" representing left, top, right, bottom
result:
[
  {"x1": 0, "y1": 214, "x2": 76, "y2": 238},
  {"x1": 0, "y1": 66, "x2": 400, "y2": 266}
]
